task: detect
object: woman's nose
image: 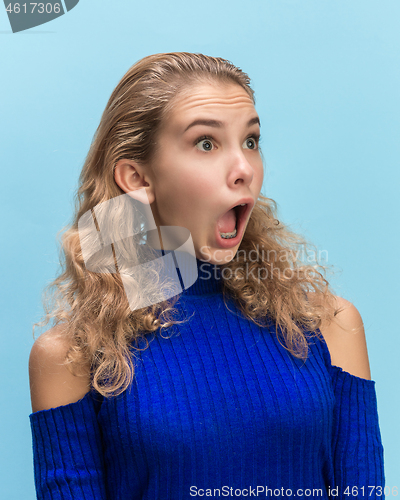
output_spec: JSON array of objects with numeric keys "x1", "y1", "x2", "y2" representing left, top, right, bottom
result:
[{"x1": 228, "y1": 151, "x2": 255, "y2": 187}]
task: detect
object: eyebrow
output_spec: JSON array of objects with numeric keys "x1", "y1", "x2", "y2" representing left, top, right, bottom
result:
[{"x1": 184, "y1": 116, "x2": 261, "y2": 132}]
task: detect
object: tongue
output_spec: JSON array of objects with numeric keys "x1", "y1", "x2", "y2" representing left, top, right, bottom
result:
[{"x1": 217, "y1": 208, "x2": 237, "y2": 233}]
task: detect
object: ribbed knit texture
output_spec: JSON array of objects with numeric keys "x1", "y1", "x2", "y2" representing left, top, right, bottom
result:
[{"x1": 30, "y1": 256, "x2": 385, "y2": 499}]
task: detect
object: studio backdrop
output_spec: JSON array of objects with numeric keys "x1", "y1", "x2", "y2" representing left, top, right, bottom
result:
[{"x1": 1, "y1": 1, "x2": 398, "y2": 497}]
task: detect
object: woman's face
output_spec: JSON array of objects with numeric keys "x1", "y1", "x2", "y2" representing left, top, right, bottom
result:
[{"x1": 147, "y1": 81, "x2": 264, "y2": 265}]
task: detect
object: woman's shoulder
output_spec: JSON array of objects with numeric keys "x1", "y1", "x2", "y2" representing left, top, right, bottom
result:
[
  {"x1": 29, "y1": 324, "x2": 91, "y2": 413},
  {"x1": 308, "y1": 293, "x2": 372, "y2": 380}
]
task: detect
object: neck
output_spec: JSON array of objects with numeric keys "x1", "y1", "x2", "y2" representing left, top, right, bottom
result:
[
  {"x1": 176, "y1": 252, "x2": 224, "y2": 296},
  {"x1": 139, "y1": 245, "x2": 224, "y2": 297}
]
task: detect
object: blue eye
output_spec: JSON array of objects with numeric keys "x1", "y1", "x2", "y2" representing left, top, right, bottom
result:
[{"x1": 195, "y1": 136, "x2": 214, "y2": 152}]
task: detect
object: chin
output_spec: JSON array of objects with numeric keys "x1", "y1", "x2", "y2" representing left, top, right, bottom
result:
[{"x1": 196, "y1": 245, "x2": 238, "y2": 266}]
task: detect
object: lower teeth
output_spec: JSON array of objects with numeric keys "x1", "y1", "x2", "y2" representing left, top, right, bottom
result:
[{"x1": 220, "y1": 228, "x2": 237, "y2": 239}]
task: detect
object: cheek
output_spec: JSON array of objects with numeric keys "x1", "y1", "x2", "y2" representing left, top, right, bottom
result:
[
  {"x1": 180, "y1": 177, "x2": 215, "y2": 201},
  {"x1": 255, "y1": 161, "x2": 264, "y2": 187}
]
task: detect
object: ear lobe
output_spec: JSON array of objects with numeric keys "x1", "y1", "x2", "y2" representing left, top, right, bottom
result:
[{"x1": 126, "y1": 187, "x2": 155, "y2": 205}]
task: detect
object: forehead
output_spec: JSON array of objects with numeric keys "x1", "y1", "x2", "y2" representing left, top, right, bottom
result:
[{"x1": 167, "y1": 82, "x2": 256, "y2": 126}]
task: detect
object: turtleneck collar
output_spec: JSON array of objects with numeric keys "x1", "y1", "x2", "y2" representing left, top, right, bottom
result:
[{"x1": 168, "y1": 249, "x2": 224, "y2": 297}]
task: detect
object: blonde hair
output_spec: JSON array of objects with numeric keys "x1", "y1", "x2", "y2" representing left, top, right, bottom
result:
[{"x1": 33, "y1": 52, "x2": 341, "y2": 398}]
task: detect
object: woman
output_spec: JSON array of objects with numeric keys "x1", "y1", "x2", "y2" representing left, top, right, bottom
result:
[{"x1": 29, "y1": 52, "x2": 385, "y2": 499}]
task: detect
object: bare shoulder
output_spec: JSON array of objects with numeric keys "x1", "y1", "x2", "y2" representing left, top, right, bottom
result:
[
  {"x1": 29, "y1": 324, "x2": 91, "y2": 413},
  {"x1": 308, "y1": 293, "x2": 372, "y2": 380}
]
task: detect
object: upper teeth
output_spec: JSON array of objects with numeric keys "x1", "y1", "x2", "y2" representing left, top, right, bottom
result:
[{"x1": 239, "y1": 203, "x2": 245, "y2": 206}]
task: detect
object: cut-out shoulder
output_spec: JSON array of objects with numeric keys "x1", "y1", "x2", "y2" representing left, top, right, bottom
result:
[
  {"x1": 309, "y1": 294, "x2": 372, "y2": 380},
  {"x1": 29, "y1": 325, "x2": 91, "y2": 413}
]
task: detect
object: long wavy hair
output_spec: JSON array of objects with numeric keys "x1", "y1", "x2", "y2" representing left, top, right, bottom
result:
[{"x1": 33, "y1": 52, "x2": 342, "y2": 398}]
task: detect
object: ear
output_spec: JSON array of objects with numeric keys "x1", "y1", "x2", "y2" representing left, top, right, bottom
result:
[{"x1": 114, "y1": 159, "x2": 155, "y2": 205}]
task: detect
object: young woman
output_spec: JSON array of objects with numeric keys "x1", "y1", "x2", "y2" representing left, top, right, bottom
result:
[{"x1": 29, "y1": 52, "x2": 385, "y2": 499}]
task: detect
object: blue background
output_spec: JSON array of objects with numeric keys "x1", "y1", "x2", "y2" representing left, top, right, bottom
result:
[{"x1": 1, "y1": 0, "x2": 398, "y2": 496}]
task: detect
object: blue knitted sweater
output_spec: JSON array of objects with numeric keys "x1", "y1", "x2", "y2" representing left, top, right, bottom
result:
[{"x1": 30, "y1": 258, "x2": 385, "y2": 499}]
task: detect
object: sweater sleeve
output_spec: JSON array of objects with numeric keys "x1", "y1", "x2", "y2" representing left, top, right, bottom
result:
[
  {"x1": 328, "y1": 363, "x2": 385, "y2": 499},
  {"x1": 29, "y1": 389, "x2": 107, "y2": 500}
]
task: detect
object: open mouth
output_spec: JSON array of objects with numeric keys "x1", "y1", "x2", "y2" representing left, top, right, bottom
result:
[
  {"x1": 216, "y1": 202, "x2": 252, "y2": 247},
  {"x1": 218, "y1": 204, "x2": 246, "y2": 239}
]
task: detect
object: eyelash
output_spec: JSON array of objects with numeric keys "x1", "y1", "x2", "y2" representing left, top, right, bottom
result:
[{"x1": 194, "y1": 134, "x2": 261, "y2": 151}]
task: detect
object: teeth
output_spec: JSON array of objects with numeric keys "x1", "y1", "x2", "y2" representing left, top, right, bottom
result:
[
  {"x1": 239, "y1": 203, "x2": 245, "y2": 206},
  {"x1": 220, "y1": 228, "x2": 237, "y2": 239}
]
